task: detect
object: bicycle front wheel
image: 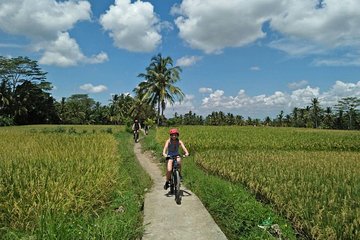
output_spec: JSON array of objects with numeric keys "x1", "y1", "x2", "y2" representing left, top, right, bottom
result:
[
  {"x1": 174, "y1": 170, "x2": 181, "y2": 204},
  {"x1": 134, "y1": 132, "x2": 139, "y2": 142}
]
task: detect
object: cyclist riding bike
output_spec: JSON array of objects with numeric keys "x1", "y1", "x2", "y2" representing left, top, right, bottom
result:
[
  {"x1": 132, "y1": 119, "x2": 142, "y2": 142},
  {"x1": 162, "y1": 128, "x2": 189, "y2": 190}
]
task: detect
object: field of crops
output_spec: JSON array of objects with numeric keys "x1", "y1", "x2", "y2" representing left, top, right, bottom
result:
[
  {"x1": 0, "y1": 125, "x2": 149, "y2": 239},
  {"x1": 157, "y1": 126, "x2": 360, "y2": 240}
]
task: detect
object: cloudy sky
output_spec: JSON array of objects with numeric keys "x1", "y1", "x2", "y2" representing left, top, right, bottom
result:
[{"x1": 1, "y1": 0, "x2": 360, "y2": 118}]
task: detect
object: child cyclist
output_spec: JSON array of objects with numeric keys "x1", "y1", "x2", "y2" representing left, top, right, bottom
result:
[{"x1": 162, "y1": 128, "x2": 189, "y2": 190}]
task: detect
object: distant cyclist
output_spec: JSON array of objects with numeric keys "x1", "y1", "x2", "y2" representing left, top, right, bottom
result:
[
  {"x1": 132, "y1": 119, "x2": 142, "y2": 142},
  {"x1": 143, "y1": 123, "x2": 149, "y2": 135},
  {"x1": 162, "y1": 128, "x2": 189, "y2": 190}
]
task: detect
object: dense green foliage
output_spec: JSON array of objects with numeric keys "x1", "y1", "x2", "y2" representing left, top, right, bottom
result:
[
  {"x1": 0, "y1": 56, "x2": 58, "y2": 125},
  {"x1": 0, "y1": 125, "x2": 151, "y2": 239}
]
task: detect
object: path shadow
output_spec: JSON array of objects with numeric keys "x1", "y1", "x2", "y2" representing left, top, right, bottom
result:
[{"x1": 164, "y1": 189, "x2": 192, "y2": 197}]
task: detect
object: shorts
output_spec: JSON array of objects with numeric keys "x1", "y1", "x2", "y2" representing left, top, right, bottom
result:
[{"x1": 166, "y1": 155, "x2": 180, "y2": 161}]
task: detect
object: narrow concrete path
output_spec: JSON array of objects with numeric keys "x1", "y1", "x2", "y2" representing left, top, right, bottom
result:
[{"x1": 134, "y1": 142, "x2": 228, "y2": 240}]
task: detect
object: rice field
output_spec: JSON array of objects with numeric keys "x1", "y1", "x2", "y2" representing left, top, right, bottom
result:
[
  {"x1": 157, "y1": 126, "x2": 360, "y2": 240},
  {"x1": 0, "y1": 125, "x2": 148, "y2": 239}
]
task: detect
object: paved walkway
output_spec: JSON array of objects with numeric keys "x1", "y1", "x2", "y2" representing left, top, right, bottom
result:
[{"x1": 134, "y1": 143, "x2": 228, "y2": 240}]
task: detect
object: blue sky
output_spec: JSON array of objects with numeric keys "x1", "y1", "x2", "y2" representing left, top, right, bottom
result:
[{"x1": 1, "y1": 0, "x2": 360, "y2": 119}]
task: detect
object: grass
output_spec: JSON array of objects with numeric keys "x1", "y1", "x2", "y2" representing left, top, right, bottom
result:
[
  {"x1": 0, "y1": 125, "x2": 151, "y2": 239},
  {"x1": 142, "y1": 128, "x2": 297, "y2": 240},
  {"x1": 154, "y1": 125, "x2": 360, "y2": 240}
]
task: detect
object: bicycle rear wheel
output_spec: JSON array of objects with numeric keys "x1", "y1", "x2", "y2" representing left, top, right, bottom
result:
[{"x1": 174, "y1": 170, "x2": 181, "y2": 204}]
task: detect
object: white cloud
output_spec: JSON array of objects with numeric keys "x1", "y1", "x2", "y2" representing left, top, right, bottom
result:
[
  {"x1": 320, "y1": 80, "x2": 360, "y2": 106},
  {"x1": 100, "y1": 0, "x2": 162, "y2": 52},
  {"x1": 250, "y1": 66, "x2": 260, "y2": 71},
  {"x1": 199, "y1": 81, "x2": 360, "y2": 118},
  {"x1": 288, "y1": 80, "x2": 308, "y2": 90},
  {"x1": 268, "y1": 38, "x2": 325, "y2": 56},
  {"x1": 313, "y1": 51, "x2": 360, "y2": 66},
  {"x1": 0, "y1": 0, "x2": 107, "y2": 67},
  {"x1": 0, "y1": 0, "x2": 91, "y2": 40},
  {"x1": 270, "y1": 0, "x2": 360, "y2": 50},
  {"x1": 200, "y1": 88, "x2": 290, "y2": 117},
  {"x1": 176, "y1": 55, "x2": 202, "y2": 67},
  {"x1": 289, "y1": 86, "x2": 320, "y2": 107},
  {"x1": 173, "y1": 0, "x2": 279, "y2": 54},
  {"x1": 172, "y1": 0, "x2": 360, "y2": 63},
  {"x1": 199, "y1": 87, "x2": 213, "y2": 94},
  {"x1": 269, "y1": 0, "x2": 360, "y2": 62},
  {"x1": 80, "y1": 83, "x2": 108, "y2": 93},
  {"x1": 36, "y1": 32, "x2": 108, "y2": 67},
  {"x1": 85, "y1": 52, "x2": 109, "y2": 64},
  {"x1": 165, "y1": 94, "x2": 195, "y2": 116},
  {"x1": 0, "y1": 43, "x2": 24, "y2": 48}
]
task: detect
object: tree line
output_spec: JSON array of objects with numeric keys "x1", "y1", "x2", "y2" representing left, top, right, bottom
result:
[
  {"x1": 0, "y1": 56, "x2": 157, "y2": 126},
  {"x1": 1, "y1": 55, "x2": 359, "y2": 130},
  {"x1": 0, "y1": 54, "x2": 184, "y2": 127},
  {"x1": 168, "y1": 96, "x2": 360, "y2": 130}
]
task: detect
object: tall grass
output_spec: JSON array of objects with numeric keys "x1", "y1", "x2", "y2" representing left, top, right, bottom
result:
[
  {"x1": 0, "y1": 125, "x2": 150, "y2": 239},
  {"x1": 156, "y1": 126, "x2": 360, "y2": 239}
]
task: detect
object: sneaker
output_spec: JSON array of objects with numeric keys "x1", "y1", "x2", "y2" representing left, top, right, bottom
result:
[{"x1": 163, "y1": 181, "x2": 170, "y2": 190}]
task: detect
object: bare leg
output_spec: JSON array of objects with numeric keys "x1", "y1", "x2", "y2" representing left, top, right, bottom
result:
[
  {"x1": 166, "y1": 159, "x2": 173, "y2": 181},
  {"x1": 177, "y1": 156, "x2": 182, "y2": 175}
]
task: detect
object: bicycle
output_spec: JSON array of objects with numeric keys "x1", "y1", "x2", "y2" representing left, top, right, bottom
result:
[
  {"x1": 133, "y1": 130, "x2": 139, "y2": 143},
  {"x1": 167, "y1": 155, "x2": 186, "y2": 205}
]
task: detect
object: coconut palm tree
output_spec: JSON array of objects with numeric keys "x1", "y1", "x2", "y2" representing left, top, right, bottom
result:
[
  {"x1": 136, "y1": 53, "x2": 184, "y2": 125},
  {"x1": 310, "y1": 97, "x2": 322, "y2": 128}
]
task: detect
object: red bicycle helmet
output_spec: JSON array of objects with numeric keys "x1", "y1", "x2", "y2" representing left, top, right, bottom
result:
[{"x1": 169, "y1": 128, "x2": 179, "y2": 136}]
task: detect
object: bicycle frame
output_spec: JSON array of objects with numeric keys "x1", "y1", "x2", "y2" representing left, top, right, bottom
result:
[
  {"x1": 133, "y1": 130, "x2": 139, "y2": 143},
  {"x1": 168, "y1": 155, "x2": 182, "y2": 204}
]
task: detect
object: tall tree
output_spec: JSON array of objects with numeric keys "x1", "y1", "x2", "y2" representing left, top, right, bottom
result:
[
  {"x1": 136, "y1": 53, "x2": 184, "y2": 125},
  {"x1": 277, "y1": 110, "x2": 284, "y2": 127},
  {"x1": 14, "y1": 81, "x2": 59, "y2": 125},
  {"x1": 310, "y1": 98, "x2": 322, "y2": 128},
  {"x1": 0, "y1": 80, "x2": 11, "y2": 112},
  {"x1": 0, "y1": 56, "x2": 50, "y2": 93},
  {"x1": 322, "y1": 107, "x2": 334, "y2": 129},
  {"x1": 264, "y1": 116, "x2": 272, "y2": 126},
  {"x1": 291, "y1": 107, "x2": 299, "y2": 127},
  {"x1": 0, "y1": 56, "x2": 54, "y2": 124},
  {"x1": 335, "y1": 97, "x2": 360, "y2": 129},
  {"x1": 108, "y1": 93, "x2": 134, "y2": 124},
  {"x1": 129, "y1": 97, "x2": 156, "y2": 122},
  {"x1": 62, "y1": 94, "x2": 95, "y2": 124}
]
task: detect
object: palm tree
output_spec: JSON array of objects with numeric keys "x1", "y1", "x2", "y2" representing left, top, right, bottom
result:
[
  {"x1": 136, "y1": 53, "x2": 184, "y2": 125},
  {"x1": 323, "y1": 107, "x2": 334, "y2": 129},
  {"x1": 277, "y1": 110, "x2": 284, "y2": 127},
  {"x1": 291, "y1": 107, "x2": 299, "y2": 127},
  {"x1": 310, "y1": 98, "x2": 322, "y2": 128}
]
